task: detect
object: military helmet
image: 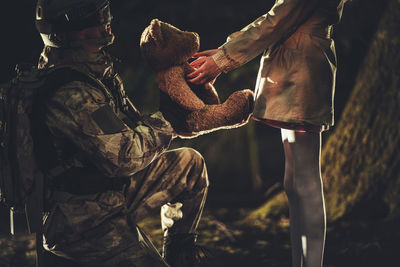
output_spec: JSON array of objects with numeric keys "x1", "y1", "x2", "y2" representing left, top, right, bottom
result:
[{"x1": 35, "y1": 0, "x2": 114, "y2": 48}]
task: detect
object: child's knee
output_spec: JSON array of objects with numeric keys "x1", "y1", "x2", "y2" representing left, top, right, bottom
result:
[
  {"x1": 286, "y1": 177, "x2": 323, "y2": 201},
  {"x1": 283, "y1": 174, "x2": 295, "y2": 196}
]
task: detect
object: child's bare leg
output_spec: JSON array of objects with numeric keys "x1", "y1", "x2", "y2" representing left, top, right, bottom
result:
[{"x1": 281, "y1": 129, "x2": 326, "y2": 267}]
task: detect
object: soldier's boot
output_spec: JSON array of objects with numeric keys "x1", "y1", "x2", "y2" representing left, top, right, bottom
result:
[{"x1": 162, "y1": 233, "x2": 208, "y2": 267}]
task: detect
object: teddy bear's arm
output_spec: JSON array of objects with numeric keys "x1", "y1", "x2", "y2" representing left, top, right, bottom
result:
[
  {"x1": 183, "y1": 63, "x2": 220, "y2": 105},
  {"x1": 156, "y1": 65, "x2": 205, "y2": 111}
]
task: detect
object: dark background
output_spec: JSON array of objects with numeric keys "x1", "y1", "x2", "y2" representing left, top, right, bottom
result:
[{"x1": 0, "y1": 1, "x2": 392, "y2": 266}]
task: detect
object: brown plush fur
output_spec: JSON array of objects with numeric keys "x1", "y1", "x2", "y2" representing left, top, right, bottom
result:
[{"x1": 140, "y1": 19, "x2": 254, "y2": 137}]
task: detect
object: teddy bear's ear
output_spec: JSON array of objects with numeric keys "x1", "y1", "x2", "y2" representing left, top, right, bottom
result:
[{"x1": 149, "y1": 19, "x2": 164, "y2": 44}]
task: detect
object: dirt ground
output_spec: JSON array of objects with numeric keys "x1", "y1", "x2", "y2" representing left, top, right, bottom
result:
[{"x1": 1, "y1": 202, "x2": 399, "y2": 267}]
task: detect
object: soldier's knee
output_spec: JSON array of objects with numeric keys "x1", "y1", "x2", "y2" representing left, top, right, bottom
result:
[
  {"x1": 178, "y1": 148, "x2": 209, "y2": 187},
  {"x1": 176, "y1": 147, "x2": 203, "y2": 165}
]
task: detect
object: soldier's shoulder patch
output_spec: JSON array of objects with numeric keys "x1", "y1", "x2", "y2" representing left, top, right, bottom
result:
[{"x1": 92, "y1": 105, "x2": 126, "y2": 134}]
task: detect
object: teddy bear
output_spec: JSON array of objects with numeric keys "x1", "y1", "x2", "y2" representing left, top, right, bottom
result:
[{"x1": 140, "y1": 19, "x2": 254, "y2": 137}]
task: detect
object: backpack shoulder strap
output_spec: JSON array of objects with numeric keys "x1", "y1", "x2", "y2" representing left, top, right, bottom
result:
[{"x1": 39, "y1": 67, "x2": 113, "y2": 101}]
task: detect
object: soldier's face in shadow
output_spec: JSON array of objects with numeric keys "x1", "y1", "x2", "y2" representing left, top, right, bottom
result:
[{"x1": 67, "y1": 13, "x2": 114, "y2": 53}]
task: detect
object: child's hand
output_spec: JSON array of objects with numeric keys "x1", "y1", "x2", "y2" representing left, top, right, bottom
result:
[{"x1": 187, "y1": 49, "x2": 221, "y2": 85}]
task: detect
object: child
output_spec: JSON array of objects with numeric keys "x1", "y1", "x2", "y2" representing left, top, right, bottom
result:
[{"x1": 187, "y1": 0, "x2": 348, "y2": 266}]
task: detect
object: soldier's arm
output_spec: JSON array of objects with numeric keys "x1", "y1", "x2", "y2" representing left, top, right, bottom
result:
[{"x1": 45, "y1": 81, "x2": 174, "y2": 177}]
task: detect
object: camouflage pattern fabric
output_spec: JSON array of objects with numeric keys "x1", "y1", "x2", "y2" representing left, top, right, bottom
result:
[{"x1": 36, "y1": 46, "x2": 209, "y2": 266}]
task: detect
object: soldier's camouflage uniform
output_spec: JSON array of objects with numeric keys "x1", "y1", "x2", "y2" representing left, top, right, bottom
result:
[{"x1": 36, "y1": 46, "x2": 209, "y2": 266}]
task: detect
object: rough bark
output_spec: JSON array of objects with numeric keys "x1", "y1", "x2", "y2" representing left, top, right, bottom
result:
[
  {"x1": 322, "y1": 0, "x2": 400, "y2": 220},
  {"x1": 247, "y1": 120, "x2": 263, "y2": 191}
]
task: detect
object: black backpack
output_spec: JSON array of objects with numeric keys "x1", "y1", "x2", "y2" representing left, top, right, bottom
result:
[
  {"x1": 1, "y1": 64, "x2": 46, "y2": 235},
  {"x1": 0, "y1": 64, "x2": 112, "y2": 266}
]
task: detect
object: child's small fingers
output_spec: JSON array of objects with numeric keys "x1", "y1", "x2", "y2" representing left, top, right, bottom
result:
[
  {"x1": 193, "y1": 52, "x2": 206, "y2": 57},
  {"x1": 186, "y1": 68, "x2": 202, "y2": 78},
  {"x1": 190, "y1": 57, "x2": 206, "y2": 67},
  {"x1": 188, "y1": 76, "x2": 201, "y2": 84}
]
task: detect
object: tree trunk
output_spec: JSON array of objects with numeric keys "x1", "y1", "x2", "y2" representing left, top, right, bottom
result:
[
  {"x1": 247, "y1": 120, "x2": 263, "y2": 192},
  {"x1": 322, "y1": 0, "x2": 400, "y2": 221}
]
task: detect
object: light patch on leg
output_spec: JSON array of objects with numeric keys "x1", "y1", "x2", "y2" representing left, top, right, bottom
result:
[
  {"x1": 301, "y1": 235, "x2": 307, "y2": 259},
  {"x1": 281, "y1": 129, "x2": 296, "y2": 143}
]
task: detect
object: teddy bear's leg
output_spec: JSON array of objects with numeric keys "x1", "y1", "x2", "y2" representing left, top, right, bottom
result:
[
  {"x1": 190, "y1": 83, "x2": 221, "y2": 105},
  {"x1": 185, "y1": 89, "x2": 254, "y2": 133}
]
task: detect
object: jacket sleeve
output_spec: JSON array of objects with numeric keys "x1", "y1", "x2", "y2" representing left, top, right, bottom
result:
[
  {"x1": 212, "y1": 0, "x2": 318, "y2": 73},
  {"x1": 45, "y1": 81, "x2": 174, "y2": 178}
]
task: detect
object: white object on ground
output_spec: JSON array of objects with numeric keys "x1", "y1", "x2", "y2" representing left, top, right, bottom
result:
[{"x1": 161, "y1": 202, "x2": 183, "y2": 233}]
